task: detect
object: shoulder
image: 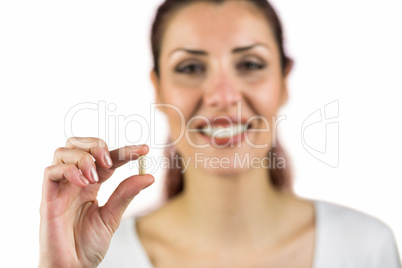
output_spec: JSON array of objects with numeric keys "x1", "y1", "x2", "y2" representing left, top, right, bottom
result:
[
  {"x1": 315, "y1": 199, "x2": 393, "y2": 236},
  {"x1": 314, "y1": 200, "x2": 401, "y2": 267}
]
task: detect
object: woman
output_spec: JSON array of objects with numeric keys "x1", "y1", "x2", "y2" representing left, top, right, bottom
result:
[{"x1": 39, "y1": 0, "x2": 401, "y2": 267}]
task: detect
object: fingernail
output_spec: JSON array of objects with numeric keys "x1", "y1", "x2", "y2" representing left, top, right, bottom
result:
[
  {"x1": 91, "y1": 167, "x2": 99, "y2": 182},
  {"x1": 104, "y1": 152, "x2": 113, "y2": 166},
  {"x1": 79, "y1": 174, "x2": 89, "y2": 185},
  {"x1": 129, "y1": 144, "x2": 145, "y2": 148}
]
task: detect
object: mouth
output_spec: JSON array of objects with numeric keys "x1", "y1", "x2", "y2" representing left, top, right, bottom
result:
[
  {"x1": 199, "y1": 123, "x2": 249, "y2": 138},
  {"x1": 196, "y1": 117, "x2": 252, "y2": 146}
]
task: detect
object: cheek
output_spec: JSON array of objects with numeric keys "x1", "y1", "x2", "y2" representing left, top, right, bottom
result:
[
  {"x1": 161, "y1": 86, "x2": 203, "y2": 138},
  {"x1": 165, "y1": 88, "x2": 202, "y2": 118},
  {"x1": 243, "y1": 76, "x2": 283, "y2": 117},
  {"x1": 242, "y1": 76, "x2": 284, "y2": 148}
]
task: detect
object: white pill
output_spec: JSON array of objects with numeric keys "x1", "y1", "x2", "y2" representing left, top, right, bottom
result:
[{"x1": 139, "y1": 155, "x2": 146, "y2": 175}]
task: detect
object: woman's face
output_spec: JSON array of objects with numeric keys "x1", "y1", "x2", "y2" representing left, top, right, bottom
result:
[{"x1": 151, "y1": 1, "x2": 291, "y2": 175}]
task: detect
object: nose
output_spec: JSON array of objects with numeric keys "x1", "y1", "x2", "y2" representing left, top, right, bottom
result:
[{"x1": 203, "y1": 71, "x2": 242, "y2": 110}]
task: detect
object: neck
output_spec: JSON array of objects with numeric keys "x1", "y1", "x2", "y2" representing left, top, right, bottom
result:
[{"x1": 174, "y1": 162, "x2": 290, "y2": 248}]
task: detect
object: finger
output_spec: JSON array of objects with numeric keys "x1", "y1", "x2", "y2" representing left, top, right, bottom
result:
[
  {"x1": 109, "y1": 144, "x2": 149, "y2": 169},
  {"x1": 96, "y1": 145, "x2": 149, "y2": 183},
  {"x1": 53, "y1": 147, "x2": 99, "y2": 184},
  {"x1": 42, "y1": 164, "x2": 89, "y2": 202},
  {"x1": 65, "y1": 137, "x2": 113, "y2": 169},
  {"x1": 99, "y1": 174, "x2": 154, "y2": 234}
]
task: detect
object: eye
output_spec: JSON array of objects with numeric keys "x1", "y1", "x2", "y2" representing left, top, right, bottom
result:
[
  {"x1": 175, "y1": 63, "x2": 205, "y2": 74},
  {"x1": 237, "y1": 61, "x2": 265, "y2": 71}
]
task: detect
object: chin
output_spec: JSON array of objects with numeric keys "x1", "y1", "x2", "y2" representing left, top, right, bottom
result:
[{"x1": 191, "y1": 150, "x2": 265, "y2": 177}]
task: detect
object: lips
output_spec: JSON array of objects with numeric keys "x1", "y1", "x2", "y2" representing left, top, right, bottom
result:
[
  {"x1": 195, "y1": 116, "x2": 252, "y2": 146},
  {"x1": 199, "y1": 123, "x2": 248, "y2": 138}
]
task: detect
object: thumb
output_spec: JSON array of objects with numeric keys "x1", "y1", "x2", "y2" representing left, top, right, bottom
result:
[{"x1": 99, "y1": 174, "x2": 154, "y2": 233}]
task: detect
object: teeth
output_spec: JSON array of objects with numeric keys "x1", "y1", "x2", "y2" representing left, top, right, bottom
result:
[{"x1": 200, "y1": 123, "x2": 247, "y2": 138}]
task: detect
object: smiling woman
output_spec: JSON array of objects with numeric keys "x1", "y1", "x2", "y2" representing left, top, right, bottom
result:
[
  {"x1": 152, "y1": 0, "x2": 294, "y2": 201},
  {"x1": 38, "y1": 0, "x2": 401, "y2": 267}
]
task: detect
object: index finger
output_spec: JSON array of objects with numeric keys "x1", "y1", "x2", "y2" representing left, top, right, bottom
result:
[
  {"x1": 95, "y1": 144, "x2": 149, "y2": 183},
  {"x1": 109, "y1": 144, "x2": 149, "y2": 170}
]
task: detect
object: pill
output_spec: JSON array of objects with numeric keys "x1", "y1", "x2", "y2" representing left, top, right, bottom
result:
[{"x1": 139, "y1": 155, "x2": 146, "y2": 175}]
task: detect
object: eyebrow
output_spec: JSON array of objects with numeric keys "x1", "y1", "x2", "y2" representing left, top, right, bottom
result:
[{"x1": 169, "y1": 43, "x2": 269, "y2": 57}]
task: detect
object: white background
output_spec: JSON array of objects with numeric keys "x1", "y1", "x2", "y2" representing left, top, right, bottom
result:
[{"x1": 1, "y1": 0, "x2": 401, "y2": 266}]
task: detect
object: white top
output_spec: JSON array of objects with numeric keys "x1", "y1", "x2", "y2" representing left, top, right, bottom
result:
[{"x1": 99, "y1": 200, "x2": 401, "y2": 268}]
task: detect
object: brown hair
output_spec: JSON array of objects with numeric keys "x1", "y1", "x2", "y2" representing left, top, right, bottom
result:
[{"x1": 150, "y1": 0, "x2": 293, "y2": 199}]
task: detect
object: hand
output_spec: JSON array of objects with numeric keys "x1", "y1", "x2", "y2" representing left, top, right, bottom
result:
[{"x1": 39, "y1": 137, "x2": 154, "y2": 268}]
